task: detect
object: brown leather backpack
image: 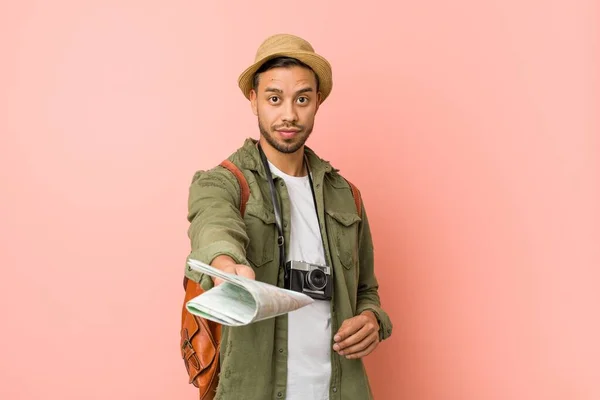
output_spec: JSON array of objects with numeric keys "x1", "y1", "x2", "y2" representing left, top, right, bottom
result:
[{"x1": 180, "y1": 159, "x2": 362, "y2": 399}]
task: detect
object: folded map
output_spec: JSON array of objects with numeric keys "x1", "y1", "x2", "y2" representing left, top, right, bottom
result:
[{"x1": 186, "y1": 259, "x2": 314, "y2": 326}]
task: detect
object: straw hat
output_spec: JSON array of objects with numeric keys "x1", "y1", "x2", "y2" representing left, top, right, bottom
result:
[{"x1": 237, "y1": 34, "x2": 333, "y2": 103}]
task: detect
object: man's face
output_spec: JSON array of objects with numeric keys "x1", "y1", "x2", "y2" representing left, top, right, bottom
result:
[{"x1": 250, "y1": 66, "x2": 321, "y2": 154}]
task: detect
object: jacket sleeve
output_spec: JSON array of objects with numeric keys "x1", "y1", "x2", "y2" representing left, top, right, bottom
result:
[
  {"x1": 355, "y1": 202, "x2": 393, "y2": 341},
  {"x1": 184, "y1": 167, "x2": 250, "y2": 291}
]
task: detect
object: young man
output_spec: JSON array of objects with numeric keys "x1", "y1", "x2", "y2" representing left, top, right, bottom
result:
[{"x1": 184, "y1": 33, "x2": 392, "y2": 400}]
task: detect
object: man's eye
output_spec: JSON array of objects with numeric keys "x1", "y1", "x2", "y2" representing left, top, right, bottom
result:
[
  {"x1": 269, "y1": 96, "x2": 280, "y2": 103},
  {"x1": 297, "y1": 97, "x2": 308, "y2": 104}
]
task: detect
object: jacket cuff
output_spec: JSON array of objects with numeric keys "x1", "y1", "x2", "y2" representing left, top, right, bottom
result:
[
  {"x1": 184, "y1": 240, "x2": 247, "y2": 291},
  {"x1": 357, "y1": 304, "x2": 393, "y2": 341}
]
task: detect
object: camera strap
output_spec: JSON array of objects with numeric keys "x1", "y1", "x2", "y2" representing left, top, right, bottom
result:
[
  {"x1": 258, "y1": 143, "x2": 287, "y2": 277},
  {"x1": 257, "y1": 143, "x2": 324, "y2": 279}
]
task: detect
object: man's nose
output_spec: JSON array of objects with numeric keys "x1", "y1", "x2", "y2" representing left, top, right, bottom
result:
[{"x1": 281, "y1": 101, "x2": 298, "y2": 123}]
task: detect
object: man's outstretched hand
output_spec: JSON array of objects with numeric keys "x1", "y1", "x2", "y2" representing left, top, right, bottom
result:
[
  {"x1": 210, "y1": 255, "x2": 255, "y2": 286},
  {"x1": 333, "y1": 311, "x2": 379, "y2": 359}
]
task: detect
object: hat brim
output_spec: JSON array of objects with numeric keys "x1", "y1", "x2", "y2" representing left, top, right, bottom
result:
[{"x1": 237, "y1": 50, "x2": 333, "y2": 104}]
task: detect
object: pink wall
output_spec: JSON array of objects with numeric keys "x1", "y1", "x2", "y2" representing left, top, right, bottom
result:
[{"x1": 1, "y1": 1, "x2": 598, "y2": 399}]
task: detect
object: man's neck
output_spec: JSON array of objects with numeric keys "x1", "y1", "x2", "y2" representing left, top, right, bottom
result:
[{"x1": 258, "y1": 138, "x2": 306, "y2": 177}]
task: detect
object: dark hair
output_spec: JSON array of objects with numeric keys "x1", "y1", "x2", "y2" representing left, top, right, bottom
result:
[{"x1": 252, "y1": 57, "x2": 320, "y2": 91}]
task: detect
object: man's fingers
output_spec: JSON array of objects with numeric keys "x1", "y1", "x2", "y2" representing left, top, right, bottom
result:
[
  {"x1": 338, "y1": 331, "x2": 379, "y2": 357},
  {"x1": 212, "y1": 264, "x2": 255, "y2": 286},
  {"x1": 334, "y1": 314, "x2": 378, "y2": 346},
  {"x1": 236, "y1": 265, "x2": 256, "y2": 280},
  {"x1": 333, "y1": 324, "x2": 370, "y2": 351},
  {"x1": 334, "y1": 317, "x2": 362, "y2": 343},
  {"x1": 344, "y1": 337, "x2": 379, "y2": 360}
]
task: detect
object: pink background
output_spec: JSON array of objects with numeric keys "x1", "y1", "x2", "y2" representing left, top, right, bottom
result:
[{"x1": 1, "y1": 1, "x2": 599, "y2": 399}]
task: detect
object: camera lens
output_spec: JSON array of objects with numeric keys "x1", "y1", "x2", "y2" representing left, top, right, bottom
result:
[{"x1": 306, "y1": 268, "x2": 327, "y2": 291}]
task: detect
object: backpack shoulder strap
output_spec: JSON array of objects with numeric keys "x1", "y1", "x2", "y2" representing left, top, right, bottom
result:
[
  {"x1": 220, "y1": 159, "x2": 251, "y2": 217},
  {"x1": 343, "y1": 178, "x2": 363, "y2": 218}
]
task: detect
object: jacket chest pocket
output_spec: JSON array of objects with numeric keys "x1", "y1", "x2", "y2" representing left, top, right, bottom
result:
[
  {"x1": 325, "y1": 209, "x2": 361, "y2": 270},
  {"x1": 244, "y1": 205, "x2": 276, "y2": 268}
]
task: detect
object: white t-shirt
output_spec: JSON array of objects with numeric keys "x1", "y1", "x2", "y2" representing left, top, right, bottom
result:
[{"x1": 268, "y1": 161, "x2": 332, "y2": 400}]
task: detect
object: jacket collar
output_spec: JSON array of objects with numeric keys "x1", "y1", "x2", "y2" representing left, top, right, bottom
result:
[{"x1": 235, "y1": 137, "x2": 335, "y2": 179}]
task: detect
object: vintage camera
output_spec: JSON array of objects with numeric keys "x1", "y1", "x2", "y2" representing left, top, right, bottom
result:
[{"x1": 284, "y1": 260, "x2": 333, "y2": 300}]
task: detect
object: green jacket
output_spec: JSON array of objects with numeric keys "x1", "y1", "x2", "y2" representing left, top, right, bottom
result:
[{"x1": 184, "y1": 138, "x2": 392, "y2": 400}]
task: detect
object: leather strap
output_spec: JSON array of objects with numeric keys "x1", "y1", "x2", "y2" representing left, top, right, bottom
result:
[{"x1": 220, "y1": 160, "x2": 250, "y2": 218}]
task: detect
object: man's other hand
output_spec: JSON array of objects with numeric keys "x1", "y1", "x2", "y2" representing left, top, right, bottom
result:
[
  {"x1": 210, "y1": 255, "x2": 255, "y2": 286},
  {"x1": 332, "y1": 311, "x2": 379, "y2": 359}
]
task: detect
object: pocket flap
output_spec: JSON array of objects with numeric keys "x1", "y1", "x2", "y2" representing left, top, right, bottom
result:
[
  {"x1": 244, "y1": 203, "x2": 276, "y2": 268},
  {"x1": 245, "y1": 204, "x2": 276, "y2": 224},
  {"x1": 325, "y1": 209, "x2": 361, "y2": 227}
]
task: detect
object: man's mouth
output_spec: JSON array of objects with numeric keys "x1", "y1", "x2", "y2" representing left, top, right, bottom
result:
[{"x1": 276, "y1": 129, "x2": 300, "y2": 139}]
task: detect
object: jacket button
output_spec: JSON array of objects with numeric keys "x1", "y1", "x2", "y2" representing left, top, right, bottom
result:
[
  {"x1": 277, "y1": 392, "x2": 283, "y2": 397},
  {"x1": 333, "y1": 387, "x2": 337, "y2": 392},
  {"x1": 279, "y1": 348, "x2": 284, "y2": 353}
]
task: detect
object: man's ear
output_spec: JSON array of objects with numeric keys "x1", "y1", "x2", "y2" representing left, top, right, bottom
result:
[
  {"x1": 315, "y1": 91, "x2": 322, "y2": 114},
  {"x1": 250, "y1": 89, "x2": 258, "y2": 116}
]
